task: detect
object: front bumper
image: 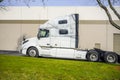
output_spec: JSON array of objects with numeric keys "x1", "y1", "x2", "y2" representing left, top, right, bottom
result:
[{"x1": 20, "y1": 47, "x2": 27, "y2": 55}]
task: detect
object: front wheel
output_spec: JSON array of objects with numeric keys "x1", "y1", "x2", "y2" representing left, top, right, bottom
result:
[
  {"x1": 87, "y1": 50, "x2": 99, "y2": 62},
  {"x1": 27, "y1": 47, "x2": 39, "y2": 57},
  {"x1": 104, "y1": 52, "x2": 118, "y2": 63}
]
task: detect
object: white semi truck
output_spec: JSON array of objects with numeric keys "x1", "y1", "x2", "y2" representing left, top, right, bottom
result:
[{"x1": 21, "y1": 14, "x2": 120, "y2": 63}]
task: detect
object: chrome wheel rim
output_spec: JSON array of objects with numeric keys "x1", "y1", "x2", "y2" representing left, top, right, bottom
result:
[
  {"x1": 29, "y1": 49, "x2": 36, "y2": 57},
  {"x1": 107, "y1": 54, "x2": 115, "y2": 63},
  {"x1": 90, "y1": 53, "x2": 98, "y2": 61}
]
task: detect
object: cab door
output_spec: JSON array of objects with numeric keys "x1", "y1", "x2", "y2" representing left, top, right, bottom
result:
[{"x1": 38, "y1": 29, "x2": 51, "y2": 57}]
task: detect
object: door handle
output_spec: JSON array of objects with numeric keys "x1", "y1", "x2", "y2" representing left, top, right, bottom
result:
[
  {"x1": 47, "y1": 43, "x2": 50, "y2": 45},
  {"x1": 55, "y1": 44, "x2": 57, "y2": 46}
]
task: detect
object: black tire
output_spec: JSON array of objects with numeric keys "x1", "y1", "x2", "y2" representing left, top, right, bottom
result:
[
  {"x1": 104, "y1": 52, "x2": 118, "y2": 63},
  {"x1": 27, "y1": 47, "x2": 39, "y2": 57},
  {"x1": 87, "y1": 50, "x2": 99, "y2": 62}
]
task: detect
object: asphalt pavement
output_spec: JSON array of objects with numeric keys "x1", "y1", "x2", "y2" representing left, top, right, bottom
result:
[{"x1": 0, "y1": 50, "x2": 24, "y2": 56}]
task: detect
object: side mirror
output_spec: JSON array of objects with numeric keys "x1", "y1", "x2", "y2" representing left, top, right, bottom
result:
[{"x1": 23, "y1": 35, "x2": 26, "y2": 41}]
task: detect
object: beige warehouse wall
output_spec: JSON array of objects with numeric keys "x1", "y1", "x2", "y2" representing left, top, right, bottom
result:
[
  {"x1": 0, "y1": 24, "x2": 21, "y2": 50},
  {"x1": 0, "y1": 6, "x2": 119, "y2": 51},
  {"x1": 0, "y1": 20, "x2": 46, "y2": 50},
  {"x1": 79, "y1": 21, "x2": 107, "y2": 50},
  {"x1": 79, "y1": 21, "x2": 120, "y2": 51},
  {"x1": 0, "y1": 20, "x2": 120, "y2": 51},
  {"x1": 0, "y1": 7, "x2": 120, "y2": 20},
  {"x1": 107, "y1": 22, "x2": 120, "y2": 51}
]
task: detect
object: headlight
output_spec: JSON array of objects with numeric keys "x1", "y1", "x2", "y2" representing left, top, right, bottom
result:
[{"x1": 23, "y1": 40, "x2": 29, "y2": 44}]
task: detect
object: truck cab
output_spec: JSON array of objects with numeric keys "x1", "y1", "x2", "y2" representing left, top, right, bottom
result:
[{"x1": 21, "y1": 14, "x2": 87, "y2": 59}]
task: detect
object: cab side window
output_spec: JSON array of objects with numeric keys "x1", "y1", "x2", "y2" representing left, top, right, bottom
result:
[
  {"x1": 59, "y1": 29, "x2": 68, "y2": 35},
  {"x1": 40, "y1": 29, "x2": 49, "y2": 38},
  {"x1": 58, "y1": 20, "x2": 67, "y2": 24}
]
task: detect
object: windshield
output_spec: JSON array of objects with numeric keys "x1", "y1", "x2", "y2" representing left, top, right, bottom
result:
[{"x1": 37, "y1": 29, "x2": 49, "y2": 39}]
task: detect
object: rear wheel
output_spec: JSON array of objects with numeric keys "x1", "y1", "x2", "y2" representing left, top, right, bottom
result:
[
  {"x1": 104, "y1": 52, "x2": 118, "y2": 63},
  {"x1": 27, "y1": 47, "x2": 39, "y2": 57},
  {"x1": 87, "y1": 50, "x2": 99, "y2": 62}
]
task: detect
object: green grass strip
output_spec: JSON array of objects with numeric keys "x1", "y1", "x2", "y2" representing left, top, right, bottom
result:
[{"x1": 0, "y1": 54, "x2": 120, "y2": 80}]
